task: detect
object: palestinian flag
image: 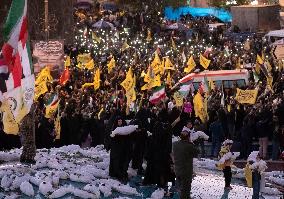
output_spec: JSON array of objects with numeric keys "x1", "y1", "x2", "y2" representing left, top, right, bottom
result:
[
  {"x1": 1, "y1": 0, "x2": 35, "y2": 128},
  {"x1": 149, "y1": 85, "x2": 166, "y2": 104}
]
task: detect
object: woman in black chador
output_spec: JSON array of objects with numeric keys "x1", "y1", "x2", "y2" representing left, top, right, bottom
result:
[
  {"x1": 109, "y1": 116, "x2": 132, "y2": 183},
  {"x1": 143, "y1": 109, "x2": 173, "y2": 188}
]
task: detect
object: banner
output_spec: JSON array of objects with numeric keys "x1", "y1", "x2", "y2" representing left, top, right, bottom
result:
[
  {"x1": 235, "y1": 88, "x2": 258, "y2": 104},
  {"x1": 32, "y1": 40, "x2": 64, "y2": 73}
]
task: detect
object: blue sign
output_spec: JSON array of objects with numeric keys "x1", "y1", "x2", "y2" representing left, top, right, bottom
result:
[{"x1": 164, "y1": 6, "x2": 232, "y2": 23}]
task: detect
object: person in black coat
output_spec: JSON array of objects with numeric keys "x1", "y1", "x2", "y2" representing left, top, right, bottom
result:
[
  {"x1": 36, "y1": 116, "x2": 55, "y2": 149},
  {"x1": 109, "y1": 116, "x2": 131, "y2": 183},
  {"x1": 143, "y1": 109, "x2": 173, "y2": 188},
  {"x1": 131, "y1": 107, "x2": 150, "y2": 174}
]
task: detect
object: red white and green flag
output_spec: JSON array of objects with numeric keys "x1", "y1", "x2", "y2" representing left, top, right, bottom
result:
[
  {"x1": 0, "y1": 0, "x2": 35, "y2": 122},
  {"x1": 149, "y1": 85, "x2": 166, "y2": 104}
]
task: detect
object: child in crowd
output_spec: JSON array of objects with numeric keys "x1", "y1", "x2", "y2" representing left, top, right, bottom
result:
[
  {"x1": 245, "y1": 151, "x2": 267, "y2": 199},
  {"x1": 216, "y1": 139, "x2": 239, "y2": 190}
]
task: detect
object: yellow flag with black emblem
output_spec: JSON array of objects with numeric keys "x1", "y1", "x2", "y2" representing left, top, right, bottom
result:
[{"x1": 200, "y1": 54, "x2": 211, "y2": 69}]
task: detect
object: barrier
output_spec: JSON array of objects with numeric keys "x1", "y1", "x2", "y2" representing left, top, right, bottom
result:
[{"x1": 164, "y1": 6, "x2": 232, "y2": 23}]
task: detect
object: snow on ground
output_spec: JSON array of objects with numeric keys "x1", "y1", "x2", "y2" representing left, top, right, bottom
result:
[{"x1": 0, "y1": 145, "x2": 282, "y2": 198}]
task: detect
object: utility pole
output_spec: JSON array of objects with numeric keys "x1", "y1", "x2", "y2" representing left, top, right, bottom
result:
[{"x1": 44, "y1": 0, "x2": 49, "y2": 41}]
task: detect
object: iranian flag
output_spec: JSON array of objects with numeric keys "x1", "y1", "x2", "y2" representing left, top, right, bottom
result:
[
  {"x1": 1, "y1": 0, "x2": 35, "y2": 124},
  {"x1": 149, "y1": 85, "x2": 166, "y2": 104}
]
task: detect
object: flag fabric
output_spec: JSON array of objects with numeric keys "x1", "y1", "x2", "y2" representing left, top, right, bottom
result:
[
  {"x1": 193, "y1": 92, "x2": 207, "y2": 123},
  {"x1": 64, "y1": 56, "x2": 71, "y2": 67},
  {"x1": 173, "y1": 91, "x2": 183, "y2": 107},
  {"x1": 45, "y1": 94, "x2": 59, "y2": 119},
  {"x1": 146, "y1": 29, "x2": 152, "y2": 42},
  {"x1": 0, "y1": 0, "x2": 35, "y2": 130},
  {"x1": 144, "y1": 66, "x2": 154, "y2": 83},
  {"x1": 107, "y1": 57, "x2": 115, "y2": 73},
  {"x1": 255, "y1": 62, "x2": 260, "y2": 74},
  {"x1": 141, "y1": 74, "x2": 161, "y2": 90},
  {"x1": 166, "y1": 72, "x2": 172, "y2": 88},
  {"x1": 235, "y1": 88, "x2": 258, "y2": 104},
  {"x1": 200, "y1": 54, "x2": 211, "y2": 69},
  {"x1": 77, "y1": 53, "x2": 91, "y2": 64},
  {"x1": 54, "y1": 106, "x2": 61, "y2": 140},
  {"x1": 202, "y1": 75, "x2": 209, "y2": 93},
  {"x1": 149, "y1": 85, "x2": 166, "y2": 104},
  {"x1": 151, "y1": 51, "x2": 161, "y2": 74},
  {"x1": 84, "y1": 59, "x2": 95, "y2": 70},
  {"x1": 164, "y1": 57, "x2": 175, "y2": 70},
  {"x1": 93, "y1": 68, "x2": 100, "y2": 90},
  {"x1": 208, "y1": 79, "x2": 215, "y2": 91},
  {"x1": 0, "y1": 99, "x2": 19, "y2": 134},
  {"x1": 178, "y1": 79, "x2": 193, "y2": 97},
  {"x1": 171, "y1": 37, "x2": 177, "y2": 50},
  {"x1": 267, "y1": 76, "x2": 273, "y2": 90},
  {"x1": 236, "y1": 57, "x2": 241, "y2": 69},
  {"x1": 92, "y1": 32, "x2": 101, "y2": 43},
  {"x1": 256, "y1": 54, "x2": 264, "y2": 65},
  {"x1": 184, "y1": 55, "x2": 196, "y2": 73},
  {"x1": 121, "y1": 40, "x2": 130, "y2": 52},
  {"x1": 35, "y1": 67, "x2": 52, "y2": 86},
  {"x1": 244, "y1": 40, "x2": 250, "y2": 51},
  {"x1": 181, "y1": 51, "x2": 186, "y2": 63},
  {"x1": 59, "y1": 67, "x2": 70, "y2": 85},
  {"x1": 121, "y1": 67, "x2": 134, "y2": 92}
]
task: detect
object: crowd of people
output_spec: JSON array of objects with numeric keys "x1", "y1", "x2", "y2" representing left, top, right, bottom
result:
[{"x1": 0, "y1": 2, "x2": 284, "y2": 195}]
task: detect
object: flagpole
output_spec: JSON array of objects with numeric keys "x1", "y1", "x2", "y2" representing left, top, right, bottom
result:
[{"x1": 44, "y1": 0, "x2": 49, "y2": 41}]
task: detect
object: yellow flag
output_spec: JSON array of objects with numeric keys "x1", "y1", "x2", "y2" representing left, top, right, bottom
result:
[
  {"x1": 267, "y1": 76, "x2": 273, "y2": 89},
  {"x1": 45, "y1": 100, "x2": 59, "y2": 119},
  {"x1": 164, "y1": 57, "x2": 175, "y2": 70},
  {"x1": 184, "y1": 55, "x2": 196, "y2": 73},
  {"x1": 200, "y1": 54, "x2": 211, "y2": 69},
  {"x1": 121, "y1": 41, "x2": 130, "y2": 52},
  {"x1": 1, "y1": 100, "x2": 19, "y2": 135},
  {"x1": 141, "y1": 70, "x2": 146, "y2": 78},
  {"x1": 54, "y1": 111, "x2": 61, "y2": 140},
  {"x1": 208, "y1": 79, "x2": 215, "y2": 90},
  {"x1": 236, "y1": 57, "x2": 241, "y2": 69},
  {"x1": 82, "y1": 82, "x2": 94, "y2": 89},
  {"x1": 77, "y1": 53, "x2": 91, "y2": 64},
  {"x1": 94, "y1": 68, "x2": 100, "y2": 90},
  {"x1": 65, "y1": 56, "x2": 71, "y2": 67},
  {"x1": 121, "y1": 68, "x2": 134, "y2": 92},
  {"x1": 244, "y1": 163, "x2": 252, "y2": 188},
  {"x1": 35, "y1": 67, "x2": 53, "y2": 86},
  {"x1": 141, "y1": 74, "x2": 161, "y2": 90},
  {"x1": 193, "y1": 92, "x2": 207, "y2": 123},
  {"x1": 265, "y1": 61, "x2": 272, "y2": 72},
  {"x1": 15, "y1": 92, "x2": 28, "y2": 123},
  {"x1": 174, "y1": 92, "x2": 183, "y2": 107},
  {"x1": 151, "y1": 51, "x2": 161, "y2": 74},
  {"x1": 144, "y1": 66, "x2": 154, "y2": 83},
  {"x1": 146, "y1": 29, "x2": 152, "y2": 42},
  {"x1": 159, "y1": 58, "x2": 165, "y2": 74},
  {"x1": 256, "y1": 54, "x2": 264, "y2": 65},
  {"x1": 34, "y1": 81, "x2": 48, "y2": 100},
  {"x1": 171, "y1": 37, "x2": 177, "y2": 50},
  {"x1": 77, "y1": 62, "x2": 83, "y2": 69},
  {"x1": 166, "y1": 72, "x2": 172, "y2": 88},
  {"x1": 107, "y1": 57, "x2": 116, "y2": 73},
  {"x1": 92, "y1": 32, "x2": 101, "y2": 43},
  {"x1": 84, "y1": 59, "x2": 95, "y2": 70},
  {"x1": 235, "y1": 88, "x2": 258, "y2": 104},
  {"x1": 255, "y1": 62, "x2": 260, "y2": 74}
]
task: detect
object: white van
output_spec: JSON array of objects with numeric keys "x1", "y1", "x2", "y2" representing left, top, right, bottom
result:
[{"x1": 178, "y1": 69, "x2": 250, "y2": 89}]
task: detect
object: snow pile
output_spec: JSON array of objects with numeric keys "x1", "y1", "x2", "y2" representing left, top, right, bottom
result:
[
  {"x1": 149, "y1": 188, "x2": 164, "y2": 199},
  {"x1": 190, "y1": 131, "x2": 209, "y2": 142},
  {"x1": 268, "y1": 176, "x2": 284, "y2": 187},
  {"x1": 0, "y1": 149, "x2": 21, "y2": 162},
  {"x1": 218, "y1": 152, "x2": 240, "y2": 164},
  {"x1": 110, "y1": 125, "x2": 138, "y2": 137},
  {"x1": 19, "y1": 181, "x2": 34, "y2": 197},
  {"x1": 249, "y1": 160, "x2": 267, "y2": 173}
]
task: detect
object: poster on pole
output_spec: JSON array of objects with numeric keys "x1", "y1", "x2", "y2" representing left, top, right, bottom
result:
[{"x1": 32, "y1": 40, "x2": 64, "y2": 75}]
